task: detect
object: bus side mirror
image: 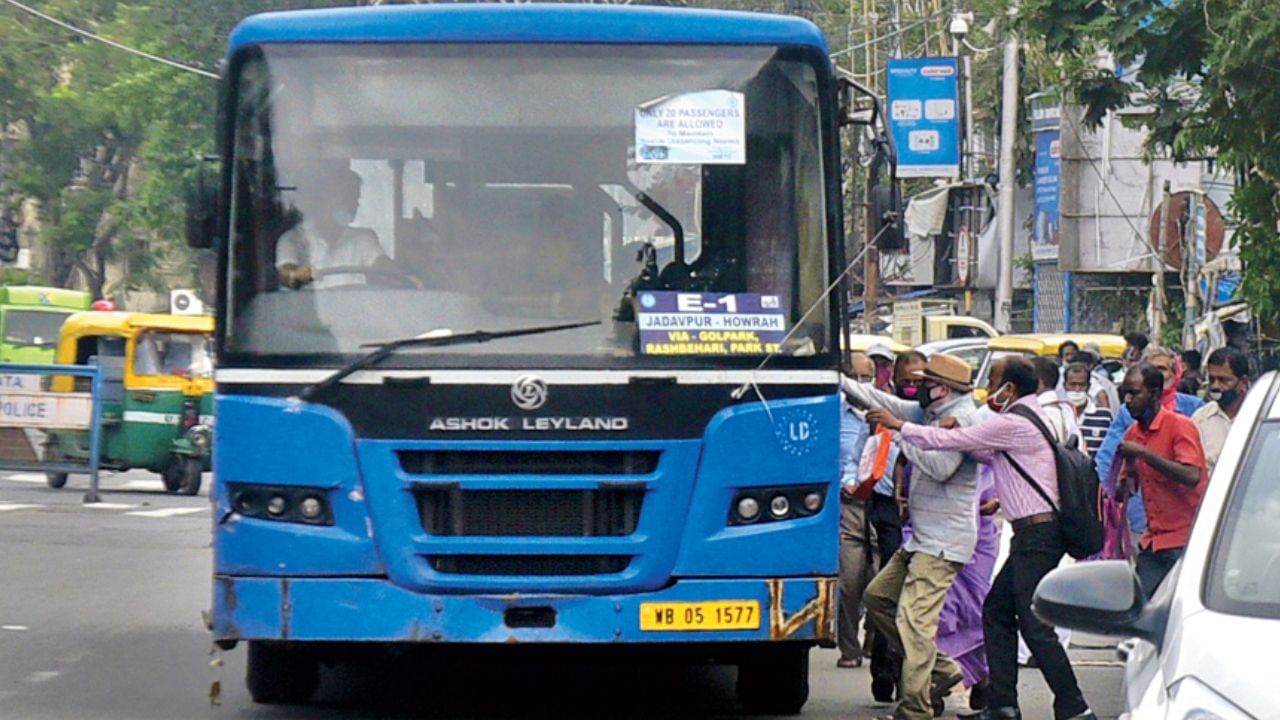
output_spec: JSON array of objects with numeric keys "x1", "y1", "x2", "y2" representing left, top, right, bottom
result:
[
  {"x1": 836, "y1": 70, "x2": 881, "y2": 130},
  {"x1": 836, "y1": 70, "x2": 903, "y2": 252},
  {"x1": 186, "y1": 159, "x2": 220, "y2": 250},
  {"x1": 870, "y1": 183, "x2": 905, "y2": 251}
]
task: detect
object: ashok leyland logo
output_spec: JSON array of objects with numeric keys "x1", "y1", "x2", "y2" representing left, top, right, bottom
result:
[{"x1": 511, "y1": 375, "x2": 548, "y2": 411}]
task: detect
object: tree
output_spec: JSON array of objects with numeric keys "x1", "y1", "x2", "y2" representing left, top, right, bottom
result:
[
  {"x1": 0, "y1": 1, "x2": 345, "y2": 299},
  {"x1": 1021, "y1": 0, "x2": 1280, "y2": 322}
]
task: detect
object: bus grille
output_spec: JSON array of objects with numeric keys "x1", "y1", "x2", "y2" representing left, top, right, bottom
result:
[
  {"x1": 415, "y1": 488, "x2": 644, "y2": 537},
  {"x1": 428, "y1": 555, "x2": 630, "y2": 576},
  {"x1": 398, "y1": 450, "x2": 659, "y2": 475}
]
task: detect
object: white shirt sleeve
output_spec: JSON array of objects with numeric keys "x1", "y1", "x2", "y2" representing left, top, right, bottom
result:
[{"x1": 275, "y1": 226, "x2": 306, "y2": 268}]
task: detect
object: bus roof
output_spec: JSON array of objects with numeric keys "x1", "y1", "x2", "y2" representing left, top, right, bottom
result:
[
  {"x1": 0, "y1": 286, "x2": 92, "y2": 311},
  {"x1": 229, "y1": 5, "x2": 828, "y2": 55}
]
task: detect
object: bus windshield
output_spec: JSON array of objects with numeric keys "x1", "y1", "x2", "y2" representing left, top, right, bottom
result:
[
  {"x1": 225, "y1": 43, "x2": 832, "y2": 368},
  {"x1": 3, "y1": 310, "x2": 71, "y2": 348}
]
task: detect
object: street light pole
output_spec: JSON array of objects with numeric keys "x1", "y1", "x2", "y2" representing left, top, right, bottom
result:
[{"x1": 994, "y1": 0, "x2": 1020, "y2": 332}]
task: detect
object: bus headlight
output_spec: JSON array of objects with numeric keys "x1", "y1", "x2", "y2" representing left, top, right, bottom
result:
[
  {"x1": 728, "y1": 485, "x2": 826, "y2": 526},
  {"x1": 769, "y1": 494, "x2": 791, "y2": 518},
  {"x1": 227, "y1": 483, "x2": 333, "y2": 526},
  {"x1": 735, "y1": 497, "x2": 761, "y2": 522}
]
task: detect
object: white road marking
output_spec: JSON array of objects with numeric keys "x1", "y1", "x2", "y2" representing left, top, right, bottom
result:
[
  {"x1": 0, "y1": 502, "x2": 42, "y2": 512},
  {"x1": 120, "y1": 479, "x2": 165, "y2": 491},
  {"x1": 24, "y1": 671, "x2": 60, "y2": 683},
  {"x1": 2, "y1": 625, "x2": 29, "y2": 631},
  {"x1": 125, "y1": 507, "x2": 206, "y2": 518},
  {"x1": 4, "y1": 473, "x2": 48, "y2": 484},
  {"x1": 83, "y1": 502, "x2": 140, "y2": 510}
]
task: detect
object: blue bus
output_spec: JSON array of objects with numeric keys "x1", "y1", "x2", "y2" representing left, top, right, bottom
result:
[{"x1": 196, "y1": 5, "x2": 864, "y2": 713}]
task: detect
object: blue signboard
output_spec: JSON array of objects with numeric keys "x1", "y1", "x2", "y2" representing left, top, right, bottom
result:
[
  {"x1": 886, "y1": 57, "x2": 961, "y2": 178},
  {"x1": 636, "y1": 291, "x2": 786, "y2": 355},
  {"x1": 1032, "y1": 129, "x2": 1061, "y2": 260}
]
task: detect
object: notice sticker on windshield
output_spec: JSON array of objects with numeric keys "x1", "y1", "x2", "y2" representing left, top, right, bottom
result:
[
  {"x1": 635, "y1": 90, "x2": 746, "y2": 165},
  {"x1": 637, "y1": 291, "x2": 785, "y2": 356}
]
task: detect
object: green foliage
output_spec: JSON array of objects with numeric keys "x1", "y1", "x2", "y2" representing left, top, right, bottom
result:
[
  {"x1": 0, "y1": 0, "x2": 346, "y2": 296},
  {"x1": 1022, "y1": 0, "x2": 1280, "y2": 322}
]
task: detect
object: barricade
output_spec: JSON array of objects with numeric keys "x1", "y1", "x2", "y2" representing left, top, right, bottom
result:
[{"x1": 0, "y1": 362, "x2": 104, "y2": 503}]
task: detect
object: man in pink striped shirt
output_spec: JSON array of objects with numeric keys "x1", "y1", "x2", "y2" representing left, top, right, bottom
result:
[{"x1": 867, "y1": 356, "x2": 1094, "y2": 720}]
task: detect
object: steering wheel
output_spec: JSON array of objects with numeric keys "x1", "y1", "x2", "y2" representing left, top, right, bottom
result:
[{"x1": 312, "y1": 265, "x2": 420, "y2": 289}]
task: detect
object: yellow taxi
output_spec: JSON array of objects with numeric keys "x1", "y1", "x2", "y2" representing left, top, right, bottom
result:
[{"x1": 973, "y1": 333, "x2": 1127, "y2": 401}]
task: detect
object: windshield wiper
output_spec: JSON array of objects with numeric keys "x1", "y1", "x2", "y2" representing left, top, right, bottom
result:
[{"x1": 296, "y1": 320, "x2": 602, "y2": 403}]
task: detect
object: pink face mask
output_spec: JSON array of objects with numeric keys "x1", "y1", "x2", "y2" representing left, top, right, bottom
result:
[{"x1": 875, "y1": 366, "x2": 893, "y2": 390}]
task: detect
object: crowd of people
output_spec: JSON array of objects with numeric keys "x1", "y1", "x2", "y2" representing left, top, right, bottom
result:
[{"x1": 835, "y1": 332, "x2": 1249, "y2": 720}]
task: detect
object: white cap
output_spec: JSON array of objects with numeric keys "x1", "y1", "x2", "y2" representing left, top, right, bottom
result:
[{"x1": 867, "y1": 343, "x2": 896, "y2": 362}]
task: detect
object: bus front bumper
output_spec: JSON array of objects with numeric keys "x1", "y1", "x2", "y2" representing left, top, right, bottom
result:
[{"x1": 212, "y1": 575, "x2": 836, "y2": 646}]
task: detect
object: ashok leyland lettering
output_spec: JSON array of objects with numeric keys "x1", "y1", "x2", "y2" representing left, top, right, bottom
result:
[{"x1": 192, "y1": 5, "x2": 874, "y2": 713}]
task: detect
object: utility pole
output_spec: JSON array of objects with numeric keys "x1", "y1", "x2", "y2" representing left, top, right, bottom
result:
[
  {"x1": 1182, "y1": 190, "x2": 1205, "y2": 348},
  {"x1": 1152, "y1": 180, "x2": 1171, "y2": 344},
  {"x1": 862, "y1": 0, "x2": 904, "y2": 334},
  {"x1": 994, "y1": 0, "x2": 1020, "y2": 332}
]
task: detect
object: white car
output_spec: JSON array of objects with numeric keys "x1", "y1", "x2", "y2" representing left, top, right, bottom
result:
[{"x1": 1033, "y1": 370, "x2": 1280, "y2": 720}]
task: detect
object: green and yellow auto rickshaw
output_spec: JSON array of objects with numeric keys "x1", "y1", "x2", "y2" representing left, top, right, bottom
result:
[{"x1": 45, "y1": 312, "x2": 215, "y2": 494}]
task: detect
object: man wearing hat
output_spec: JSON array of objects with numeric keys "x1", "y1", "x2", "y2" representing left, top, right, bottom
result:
[{"x1": 844, "y1": 353, "x2": 982, "y2": 720}]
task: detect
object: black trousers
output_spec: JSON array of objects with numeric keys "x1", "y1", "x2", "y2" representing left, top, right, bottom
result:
[
  {"x1": 867, "y1": 493, "x2": 903, "y2": 682},
  {"x1": 984, "y1": 521, "x2": 1088, "y2": 719},
  {"x1": 1136, "y1": 546, "x2": 1183, "y2": 598}
]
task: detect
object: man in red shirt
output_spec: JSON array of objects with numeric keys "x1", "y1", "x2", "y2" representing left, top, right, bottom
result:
[{"x1": 1117, "y1": 363, "x2": 1209, "y2": 597}]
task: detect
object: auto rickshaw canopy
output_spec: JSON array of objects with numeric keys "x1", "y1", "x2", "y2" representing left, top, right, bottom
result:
[{"x1": 52, "y1": 312, "x2": 215, "y2": 394}]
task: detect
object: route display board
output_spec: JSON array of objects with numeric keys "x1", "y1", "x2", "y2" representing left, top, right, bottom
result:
[{"x1": 637, "y1": 291, "x2": 786, "y2": 356}]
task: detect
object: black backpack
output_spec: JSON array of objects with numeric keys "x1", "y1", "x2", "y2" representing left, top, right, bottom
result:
[{"x1": 1003, "y1": 404, "x2": 1105, "y2": 560}]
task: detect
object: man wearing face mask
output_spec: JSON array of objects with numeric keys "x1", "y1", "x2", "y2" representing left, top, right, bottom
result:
[
  {"x1": 1093, "y1": 345, "x2": 1203, "y2": 551},
  {"x1": 1062, "y1": 363, "x2": 1113, "y2": 459},
  {"x1": 1191, "y1": 347, "x2": 1251, "y2": 473},
  {"x1": 839, "y1": 350, "x2": 920, "y2": 700},
  {"x1": 837, "y1": 353, "x2": 882, "y2": 670},
  {"x1": 849, "y1": 353, "x2": 980, "y2": 720},
  {"x1": 277, "y1": 167, "x2": 394, "y2": 290},
  {"x1": 1116, "y1": 364, "x2": 1209, "y2": 597},
  {"x1": 870, "y1": 357, "x2": 1096, "y2": 720},
  {"x1": 1032, "y1": 358, "x2": 1084, "y2": 452}
]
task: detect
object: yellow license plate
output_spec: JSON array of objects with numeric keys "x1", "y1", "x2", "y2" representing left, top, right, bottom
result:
[{"x1": 639, "y1": 601, "x2": 761, "y2": 631}]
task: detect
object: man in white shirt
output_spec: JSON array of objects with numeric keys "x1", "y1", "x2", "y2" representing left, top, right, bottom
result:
[
  {"x1": 277, "y1": 167, "x2": 393, "y2": 290},
  {"x1": 1078, "y1": 342, "x2": 1120, "y2": 411},
  {"x1": 1032, "y1": 357, "x2": 1084, "y2": 451},
  {"x1": 1192, "y1": 346, "x2": 1251, "y2": 473}
]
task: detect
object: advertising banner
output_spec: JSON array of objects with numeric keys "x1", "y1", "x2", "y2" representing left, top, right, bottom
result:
[
  {"x1": 886, "y1": 57, "x2": 961, "y2": 178},
  {"x1": 636, "y1": 291, "x2": 786, "y2": 356},
  {"x1": 1032, "y1": 129, "x2": 1061, "y2": 261}
]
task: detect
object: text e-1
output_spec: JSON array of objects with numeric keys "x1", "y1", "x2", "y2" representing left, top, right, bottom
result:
[{"x1": 677, "y1": 294, "x2": 737, "y2": 313}]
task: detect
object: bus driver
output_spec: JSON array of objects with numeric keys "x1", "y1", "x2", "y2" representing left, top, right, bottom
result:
[{"x1": 276, "y1": 167, "x2": 394, "y2": 290}]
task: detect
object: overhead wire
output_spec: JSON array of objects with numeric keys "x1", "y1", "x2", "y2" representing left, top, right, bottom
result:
[{"x1": 0, "y1": 0, "x2": 218, "y2": 79}]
